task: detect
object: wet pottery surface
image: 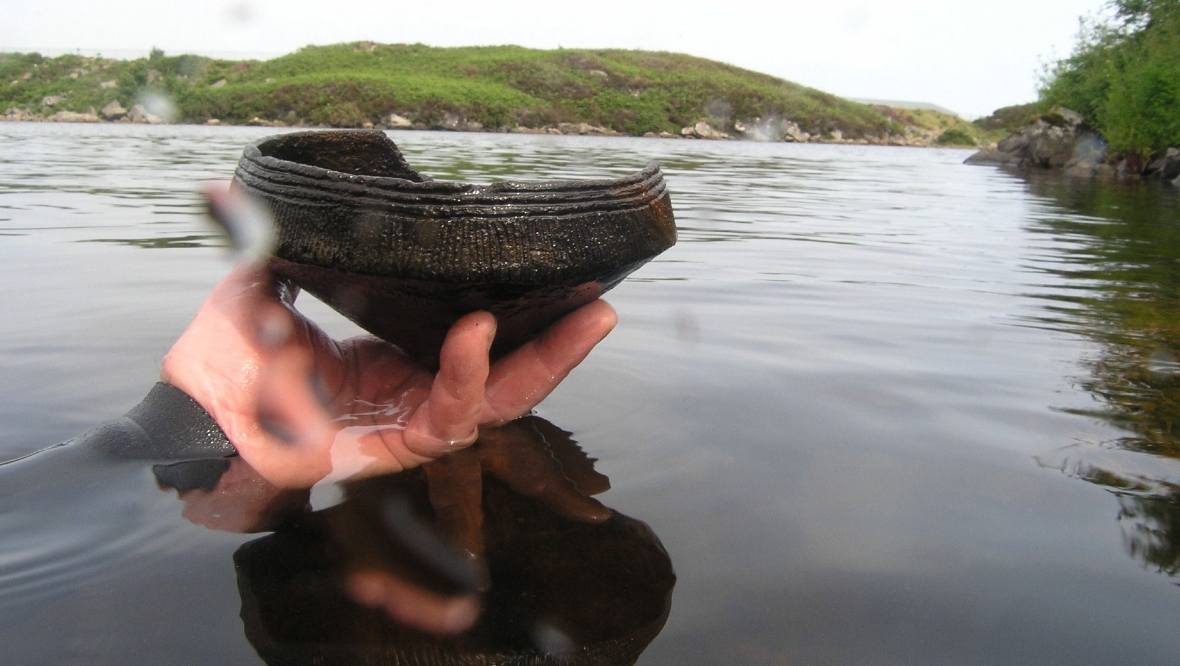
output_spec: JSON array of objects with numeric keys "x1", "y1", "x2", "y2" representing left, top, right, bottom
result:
[{"x1": 233, "y1": 130, "x2": 677, "y2": 367}]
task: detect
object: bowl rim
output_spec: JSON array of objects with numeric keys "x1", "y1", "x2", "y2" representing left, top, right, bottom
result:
[
  {"x1": 240, "y1": 129, "x2": 665, "y2": 198},
  {"x1": 232, "y1": 129, "x2": 678, "y2": 285}
]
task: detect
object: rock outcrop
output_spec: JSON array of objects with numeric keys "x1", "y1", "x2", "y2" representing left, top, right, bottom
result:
[
  {"x1": 47, "y1": 109, "x2": 99, "y2": 122},
  {"x1": 732, "y1": 117, "x2": 810, "y2": 142},
  {"x1": 966, "y1": 106, "x2": 1179, "y2": 187},
  {"x1": 100, "y1": 100, "x2": 127, "y2": 119},
  {"x1": 556, "y1": 122, "x2": 620, "y2": 136},
  {"x1": 383, "y1": 113, "x2": 412, "y2": 129},
  {"x1": 3, "y1": 107, "x2": 34, "y2": 121},
  {"x1": 246, "y1": 116, "x2": 286, "y2": 127},
  {"x1": 509, "y1": 122, "x2": 621, "y2": 136},
  {"x1": 965, "y1": 107, "x2": 1106, "y2": 170},
  {"x1": 432, "y1": 112, "x2": 484, "y2": 132},
  {"x1": 1144, "y1": 148, "x2": 1180, "y2": 184},
  {"x1": 680, "y1": 121, "x2": 729, "y2": 140},
  {"x1": 127, "y1": 104, "x2": 163, "y2": 124}
]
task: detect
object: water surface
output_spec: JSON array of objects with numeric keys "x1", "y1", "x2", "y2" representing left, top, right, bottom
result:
[{"x1": 2, "y1": 122, "x2": 1180, "y2": 664}]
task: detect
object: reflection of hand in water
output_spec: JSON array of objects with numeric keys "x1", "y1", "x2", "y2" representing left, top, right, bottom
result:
[
  {"x1": 344, "y1": 417, "x2": 612, "y2": 630},
  {"x1": 156, "y1": 455, "x2": 309, "y2": 534},
  {"x1": 217, "y1": 416, "x2": 673, "y2": 665},
  {"x1": 424, "y1": 416, "x2": 611, "y2": 558},
  {"x1": 158, "y1": 453, "x2": 484, "y2": 634},
  {"x1": 161, "y1": 188, "x2": 617, "y2": 490},
  {"x1": 157, "y1": 417, "x2": 617, "y2": 636}
]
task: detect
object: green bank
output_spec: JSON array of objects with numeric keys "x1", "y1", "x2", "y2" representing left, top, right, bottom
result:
[{"x1": 1, "y1": 43, "x2": 978, "y2": 145}]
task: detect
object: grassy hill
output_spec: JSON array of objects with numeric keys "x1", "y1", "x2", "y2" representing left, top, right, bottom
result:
[{"x1": 1, "y1": 43, "x2": 981, "y2": 144}]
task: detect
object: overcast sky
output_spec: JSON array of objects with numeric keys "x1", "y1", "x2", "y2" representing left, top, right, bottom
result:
[{"x1": 2, "y1": 0, "x2": 1111, "y2": 118}]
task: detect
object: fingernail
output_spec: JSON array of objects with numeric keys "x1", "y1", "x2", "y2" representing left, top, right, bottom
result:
[
  {"x1": 585, "y1": 503, "x2": 612, "y2": 523},
  {"x1": 258, "y1": 411, "x2": 297, "y2": 444},
  {"x1": 446, "y1": 428, "x2": 479, "y2": 448}
]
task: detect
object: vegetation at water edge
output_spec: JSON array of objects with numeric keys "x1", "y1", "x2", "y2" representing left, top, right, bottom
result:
[
  {"x1": 0, "y1": 43, "x2": 982, "y2": 145},
  {"x1": 1039, "y1": 0, "x2": 1180, "y2": 159},
  {"x1": 972, "y1": 103, "x2": 1040, "y2": 136},
  {"x1": 936, "y1": 128, "x2": 977, "y2": 147}
]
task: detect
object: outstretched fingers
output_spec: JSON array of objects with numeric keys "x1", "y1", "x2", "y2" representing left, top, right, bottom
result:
[
  {"x1": 403, "y1": 312, "x2": 496, "y2": 458},
  {"x1": 480, "y1": 300, "x2": 617, "y2": 424}
]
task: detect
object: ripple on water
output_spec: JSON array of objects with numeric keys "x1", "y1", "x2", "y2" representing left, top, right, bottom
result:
[
  {"x1": 0, "y1": 443, "x2": 242, "y2": 615},
  {"x1": 4, "y1": 124, "x2": 1180, "y2": 663}
]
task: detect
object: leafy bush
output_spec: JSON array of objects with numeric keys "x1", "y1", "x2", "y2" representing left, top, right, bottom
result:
[
  {"x1": 936, "y1": 128, "x2": 977, "y2": 146},
  {"x1": 973, "y1": 103, "x2": 1040, "y2": 133},
  {"x1": 1040, "y1": 0, "x2": 1180, "y2": 158}
]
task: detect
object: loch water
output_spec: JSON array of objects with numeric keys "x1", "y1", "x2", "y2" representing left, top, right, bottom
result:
[{"x1": 2, "y1": 122, "x2": 1180, "y2": 664}]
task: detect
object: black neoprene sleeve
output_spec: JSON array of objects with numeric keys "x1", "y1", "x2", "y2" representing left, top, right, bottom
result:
[{"x1": 89, "y1": 382, "x2": 236, "y2": 461}]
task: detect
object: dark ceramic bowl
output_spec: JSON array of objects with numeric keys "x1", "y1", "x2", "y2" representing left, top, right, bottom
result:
[{"x1": 232, "y1": 130, "x2": 676, "y2": 367}]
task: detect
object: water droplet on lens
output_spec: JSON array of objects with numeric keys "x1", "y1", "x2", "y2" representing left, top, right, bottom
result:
[
  {"x1": 1147, "y1": 349, "x2": 1180, "y2": 378},
  {"x1": 671, "y1": 307, "x2": 700, "y2": 346},
  {"x1": 257, "y1": 309, "x2": 292, "y2": 348},
  {"x1": 136, "y1": 91, "x2": 178, "y2": 123},
  {"x1": 531, "y1": 619, "x2": 575, "y2": 654},
  {"x1": 206, "y1": 188, "x2": 277, "y2": 263}
]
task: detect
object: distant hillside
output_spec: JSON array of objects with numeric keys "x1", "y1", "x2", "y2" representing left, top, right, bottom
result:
[
  {"x1": 0, "y1": 43, "x2": 982, "y2": 146},
  {"x1": 850, "y1": 98, "x2": 962, "y2": 117}
]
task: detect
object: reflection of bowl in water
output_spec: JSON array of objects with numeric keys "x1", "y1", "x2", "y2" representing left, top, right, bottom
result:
[{"x1": 232, "y1": 130, "x2": 677, "y2": 367}]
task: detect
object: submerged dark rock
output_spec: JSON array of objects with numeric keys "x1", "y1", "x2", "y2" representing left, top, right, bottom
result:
[{"x1": 233, "y1": 130, "x2": 677, "y2": 367}]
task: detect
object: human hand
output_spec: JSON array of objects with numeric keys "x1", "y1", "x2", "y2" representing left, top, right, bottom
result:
[
  {"x1": 161, "y1": 259, "x2": 616, "y2": 489},
  {"x1": 163, "y1": 185, "x2": 616, "y2": 489}
]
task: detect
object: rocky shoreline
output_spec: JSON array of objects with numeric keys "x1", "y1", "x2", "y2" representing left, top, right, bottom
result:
[
  {"x1": 3, "y1": 99, "x2": 172, "y2": 124},
  {"x1": 965, "y1": 106, "x2": 1180, "y2": 187},
  {"x1": 2, "y1": 104, "x2": 958, "y2": 148}
]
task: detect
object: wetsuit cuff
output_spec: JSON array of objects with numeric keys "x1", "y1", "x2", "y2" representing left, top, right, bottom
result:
[{"x1": 115, "y1": 382, "x2": 236, "y2": 460}]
